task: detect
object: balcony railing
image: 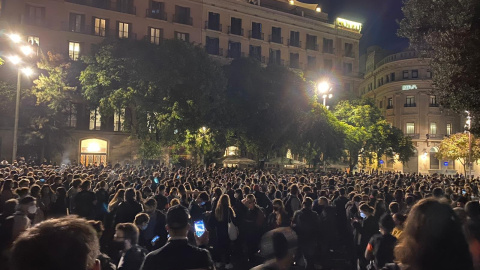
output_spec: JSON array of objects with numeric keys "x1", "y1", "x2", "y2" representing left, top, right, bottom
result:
[
  {"x1": 249, "y1": 30, "x2": 264, "y2": 40},
  {"x1": 287, "y1": 39, "x2": 301, "y2": 48},
  {"x1": 323, "y1": 47, "x2": 334, "y2": 54},
  {"x1": 268, "y1": 35, "x2": 283, "y2": 44},
  {"x1": 228, "y1": 26, "x2": 244, "y2": 36},
  {"x1": 344, "y1": 51, "x2": 355, "y2": 58},
  {"x1": 173, "y1": 15, "x2": 193, "y2": 25},
  {"x1": 206, "y1": 47, "x2": 223, "y2": 56},
  {"x1": 66, "y1": 0, "x2": 136, "y2": 15},
  {"x1": 268, "y1": 58, "x2": 284, "y2": 66},
  {"x1": 429, "y1": 103, "x2": 440, "y2": 107},
  {"x1": 227, "y1": 51, "x2": 244, "y2": 59},
  {"x1": 205, "y1": 21, "x2": 222, "y2": 31},
  {"x1": 62, "y1": 22, "x2": 91, "y2": 34},
  {"x1": 306, "y1": 43, "x2": 319, "y2": 51},
  {"x1": 386, "y1": 105, "x2": 393, "y2": 109},
  {"x1": 404, "y1": 103, "x2": 417, "y2": 107},
  {"x1": 146, "y1": 9, "x2": 167, "y2": 20},
  {"x1": 406, "y1": 133, "x2": 420, "y2": 139}
]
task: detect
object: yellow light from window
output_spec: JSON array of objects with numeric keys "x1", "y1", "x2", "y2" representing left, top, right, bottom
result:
[
  {"x1": 316, "y1": 6, "x2": 321, "y2": 12},
  {"x1": 87, "y1": 142, "x2": 101, "y2": 153},
  {"x1": 336, "y1": 18, "x2": 362, "y2": 32},
  {"x1": 289, "y1": 0, "x2": 294, "y2": 5}
]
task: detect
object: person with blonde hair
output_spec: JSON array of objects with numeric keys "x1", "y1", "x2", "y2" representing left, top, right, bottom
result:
[{"x1": 210, "y1": 194, "x2": 236, "y2": 269}]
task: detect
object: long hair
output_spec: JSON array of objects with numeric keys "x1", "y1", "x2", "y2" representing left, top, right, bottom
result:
[
  {"x1": 109, "y1": 189, "x2": 125, "y2": 209},
  {"x1": 215, "y1": 194, "x2": 235, "y2": 222},
  {"x1": 273, "y1": 199, "x2": 287, "y2": 226},
  {"x1": 394, "y1": 198, "x2": 473, "y2": 270}
]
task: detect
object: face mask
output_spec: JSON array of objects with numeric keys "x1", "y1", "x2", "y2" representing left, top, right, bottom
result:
[
  {"x1": 140, "y1": 225, "x2": 148, "y2": 231},
  {"x1": 234, "y1": 194, "x2": 239, "y2": 199},
  {"x1": 27, "y1": 205, "x2": 37, "y2": 214}
]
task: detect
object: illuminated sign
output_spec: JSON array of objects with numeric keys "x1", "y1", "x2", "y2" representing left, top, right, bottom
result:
[
  {"x1": 336, "y1": 18, "x2": 362, "y2": 32},
  {"x1": 379, "y1": 160, "x2": 384, "y2": 165},
  {"x1": 444, "y1": 161, "x2": 449, "y2": 167},
  {"x1": 402, "y1": 85, "x2": 418, "y2": 90}
]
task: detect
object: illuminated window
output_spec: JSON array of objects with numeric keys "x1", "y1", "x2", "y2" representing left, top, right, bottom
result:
[
  {"x1": 118, "y1": 22, "x2": 130, "y2": 39},
  {"x1": 89, "y1": 107, "x2": 101, "y2": 131},
  {"x1": 69, "y1": 13, "x2": 84, "y2": 33},
  {"x1": 68, "y1": 42, "x2": 80, "y2": 60},
  {"x1": 175, "y1": 31, "x2": 189, "y2": 42},
  {"x1": 447, "y1": 123, "x2": 452, "y2": 135},
  {"x1": 149, "y1": 27, "x2": 162, "y2": 45},
  {"x1": 94, "y1": 17, "x2": 107, "y2": 37},
  {"x1": 114, "y1": 109, "x2": 125, "y2": 132},
  {"x1": 27, "y1": 36, "x2": 40, "y2": 46},
  {"x1": 406, "y1": 122, "x2": 415, "y2": 134},
  {"x1": 430, "y1": 123, "x2": 437, "y2": 135},
  {"x1": 225, "y1": 146, "x2": 239, "y2": 157},
  {"x1": 387, "y1": 98, "x2": 393, "y2": 108}
]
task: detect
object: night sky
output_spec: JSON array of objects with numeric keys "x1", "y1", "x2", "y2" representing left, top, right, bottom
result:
[{"x1": 300, "y1": 0, "x2": 410, "y2": 54}]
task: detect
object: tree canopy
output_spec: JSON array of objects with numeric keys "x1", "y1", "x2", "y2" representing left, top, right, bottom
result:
[
  {"x1": 399, "y1": 0, "x2": 480, "y2": 132},
  {"x1": 436, "y1": 132, "x2": 480, "y2": 174}
]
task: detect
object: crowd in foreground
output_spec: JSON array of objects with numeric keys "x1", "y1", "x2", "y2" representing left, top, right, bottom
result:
[{"x1": 0, "y1": 160, "x2": 479, "y2": 270}]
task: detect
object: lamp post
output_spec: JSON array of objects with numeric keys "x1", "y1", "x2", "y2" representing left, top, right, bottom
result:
[
  {"x1": 466, "y1": 111, "x2": 472, "y2": 179},
  {"x1": 317, "y1": 81, "x2": 333, "y2": 109},
  {"x1": 7, "y1": 34, "x2": 35, "y2": 163}
]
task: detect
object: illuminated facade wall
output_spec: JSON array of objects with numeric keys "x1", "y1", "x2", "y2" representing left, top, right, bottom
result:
[{"x1": 359, "y1": 49, "x2": 463, "y2": 175}]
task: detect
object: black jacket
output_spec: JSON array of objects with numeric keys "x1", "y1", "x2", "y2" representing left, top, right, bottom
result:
[
  {"x1": 118, "y1": 245, "x2": 146, "y2": 270},
  {"x1": 141, "y1": 239, "x2": 214, "y2": 270},
  {"x1": 115, "y1": 200, "x2": 143, "y2": 225}
]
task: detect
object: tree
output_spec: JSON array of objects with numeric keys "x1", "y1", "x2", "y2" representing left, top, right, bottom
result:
[
  {"x1": 398, "y1": 0, "x2": 480, "y2": 131},
  {"x1": 80, "y1": 39, "x2": 227, "y2": 161},
  {"x1": 334, "y1": 99, "x2": 415, "y2": 173},
  {"x1": 436, "y1": 133, "x2": 480, "y2": 174}
]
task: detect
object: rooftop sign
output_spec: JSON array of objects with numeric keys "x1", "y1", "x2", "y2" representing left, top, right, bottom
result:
[
  {"x1": 336, "y1": 18, "x2": 362, "y2": 33},
  {"x1": 402, "y1": 84, "x2": 418, "y2": 90}
]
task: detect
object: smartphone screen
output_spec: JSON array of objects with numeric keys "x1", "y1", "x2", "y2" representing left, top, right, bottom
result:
[
  {"x1": 40, "y1": 179, "x2": 45, "y2": 183},
  {"x1": 154, "y1": 177, "x2": 159, "y2": 184},
  {"x1": 360, "y1": 212, "x2": 367, "y2": 219},
  {"x1": 194, "y1": 220, "x2": 206, "y2": 237},
  {"x1": 462, "y1": 190, "x2": 467, "y2": 195},
  {"x1": 151, "y1": 235, "x2": 159, "y2": 244}
]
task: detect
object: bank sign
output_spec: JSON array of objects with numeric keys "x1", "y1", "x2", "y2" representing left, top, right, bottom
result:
[{"x1": 402, "y1": 85, "x2": 418, "y2": 90}]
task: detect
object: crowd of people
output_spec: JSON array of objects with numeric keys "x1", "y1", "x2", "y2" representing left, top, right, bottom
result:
[{"x1": 0, "y1": 160, "x2": 479, "y2": 270}]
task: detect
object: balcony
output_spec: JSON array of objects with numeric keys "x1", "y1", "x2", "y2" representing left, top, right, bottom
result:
[
  {"x1": 24, "y1": 17, "x2": 47, "y2": 27},
  {"x1": 205, "y1": 21, "x2": 222, "y2": 32},
  {"x1": 429, "y1": 103, "x2": 440, "y2": 107},
  {"x1": 146, "y1": 9, "x2": 167, "y2": 21},
  {"x1": 249, "y1": 30, "x2": 264, "y2": 40},
  {"x1": 323, "y1": 48, "x2": 334, "y2": 54},
  {"x1": 306, "y1": 44, "x2": 319, "y2": 51},
  {"x1": 386, "y1": 105, "x2": 393, "y2": 109},
  {"x1": 228, "y1": 26, "x2": 244, "y2": 36},
  {"x1": 268, "y1": 35, "x2": 283, "y2": 44},
  {"x1": 344, "y1": 51, "x2": 355, "y2": 58},
  {"x1": 287, "y1": 39, "x2": 301, "y2": 48},
  {"x1": 268, "y1": 58, "x2": 284, "y2": 66},
  {"x1": 173, "y1": 15, "x2": 193, "y2": 26},
  {"x1": 227, "y1": 51, "x2": 244, "y2": 59},
  {"x1": 62, "y1": 22, "x2": 91, "y2": 35},
  {"x1": 206, "y1": 47, "x2": 223, "y2": 57},
  {"x1": 406, "y1": 133, "x2": 420, "y2": 139},
  {"x1": 404, "y1": 103, "x2": 416, "y2": 107},
  {"x1": 66, "y1": 0, "x2": 136, "y2": 15}
]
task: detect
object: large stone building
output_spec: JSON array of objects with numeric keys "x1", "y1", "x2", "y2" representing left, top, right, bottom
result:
[
  {"x1": 0, "y1": 0, "x2": 362, "y2": 165},
  {"x1": 359, "y1": 47, "x2": 465, "y2": 175}
]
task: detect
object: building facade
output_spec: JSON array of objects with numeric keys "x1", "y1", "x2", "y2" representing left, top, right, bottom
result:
[
  {"x1": 0, "y1": 0, "x2": 362, "y2": 165},
  {"x1": 359, "y1": 48, "x2": 465, "y2": 175}
]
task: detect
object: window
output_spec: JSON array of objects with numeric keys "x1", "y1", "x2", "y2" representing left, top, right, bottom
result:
[
  {"x1": 25, "y1": 4, "x2": 45, "y2": 25},
  {"x1": 149, "y1": 1, "x2": 166, "y2": 20},
  {"x1": 403, "y1": 70, "x2": 409, "y2": 79},
  {"x1": 175, "y1": 31, "x2": 189, "y2": 42},
  {"x1": 427, "y1": 70, "x2": 432, "y2": 78},
  {"x1": 306, "y1": 34, "x2": 317, "y2": 50},
  {"x1": 251, "y1": 22, "x2": 263, "y2": 39},
  {"x1": 430, "y1": 95, "x2": 438, "y2": 106},
  {"x1": 412, "y1": 70, "x2": 418, "y2": 78},
  {"x1": 228, "y1": 41, "x2": 241, "y2": 59},
  {"x1": 324, "y1": 59, "x2": 333, "y2": 70},
  {"x1": 271, "y1": 27, "x2": 282, "y2": 43},
  {"x1": 89, "y1": 108, "x2": 101, "y2": 131},
  {"x1": 66, "y1": 103, "x2": 77, "y2": 128},
  {"x1": 149, "y1": 27, "x2": 162, "y2": 45},
  {"x1": 390, "y1": 72, "x2": 395, "y2": 81},
  {"x1": 430, "y1": 123, "x2": 437, "y2": 135},
  {"x1": 94, "y1": 17, "x2": 107, "y2": 37},
  {"x1": 406, "y1": 122, "x2": 415, "y2": 134},
  {"x1": 69, "y1": 13, "x2": 84, "y2": 33},
  {"x1": 307, "y1": 56, "x2": 316, "y2": 70},
  {"x1": 323, "y1": 38, "x2": 333, "y2": 53},
  {"x1": 117, "y1": 0, "x2": 134, "y2": 14},
  {"x1": 249, "y1": 45, "x2": 262, "y2": 61},
  {"x1": 68, "y1": 42, "x2": 80, "y2": 60},
  {"x1": 405, "y1": 95, "x2": 415, "y2": 107},
  {"x1": 345, "y1": 43, "x2": 353, "y2": 57},
  {"x1": 206, "y1": 37, "x2": 220, "y2": 55},
  {"x1": 230, "y1": 17, "x2": 243, "y2": 36},
  {"x1": 289, "y1": 53, "x2": 299, "y2": 68},
  {"x1": 447, "y1": 123, "x2": 452, "y2": 135},
  {"x1": 114, "y1": 109, "x2": 125, "y2": 132},
  {"x1": 387, "y1": 98, "x2": 393, "y2": 108},
  {"x1": 269, "y1": 49, "x2": 281, "y2": 65},
  {"x1": 343, "y1": 62, "x2": 352, "y2": 75},
  {"x1": 207, "y1": 12, "x2": 220, "y2": 31},
  {"x1": 174, "y1": 5, "x2": 191, "y2": 25},
  {"x1": 118, "y1": 22, "x2": 130, "y2": 39},
  {"x1": 386, "y1": 75, "x2": 390, "y2": 83},
  {"x1": 289, "y1": 31, "x2": 300, "y2": 47},
  {"x1": 27, "y1": 36, "x2": 40, "y2": 46}
]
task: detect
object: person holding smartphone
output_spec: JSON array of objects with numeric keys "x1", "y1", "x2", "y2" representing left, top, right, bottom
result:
[{"x1": 352, "y1": 204, "x2": 379, "y2": 270}]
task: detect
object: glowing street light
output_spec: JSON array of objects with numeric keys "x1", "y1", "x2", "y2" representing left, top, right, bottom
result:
[
  {"x1": 21, "y1": 45, "x2": 34, "y2": 56},
  {"x1": 289, "y1": 0, "x2": 294, "y2": 5},
  {"x1": 8, "y1": 55, "x2": 22, "y2": 65},
  {"x1": 8, "y1": 33, "x2": 22, "y2": 43},
  {"x1": 21, "y1": 67, "x2": 34, "y2": 77},
  {"x1": 317, "y1": 81, "x2": 333, "y2": 108}
]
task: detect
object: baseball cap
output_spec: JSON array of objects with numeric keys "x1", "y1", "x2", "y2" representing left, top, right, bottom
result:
[{"x1": 166, "y1": 205, "x2": 190, "y2": 229}]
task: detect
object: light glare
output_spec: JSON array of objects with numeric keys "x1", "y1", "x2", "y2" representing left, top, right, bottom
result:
[
  {"x1": 21, "y1": 67, "x2": 34, "y2": 77},
  {"x1": 9, "y1": 33, "x2": 22, "y2": 43},
  {"x1": 8, "y1": 55, "x2": 22, "y2": 65},
  {"x1": 21, "y1": 45, "x2": 34, "y2": 56},
  {"x1": 318, "y1": 81, "x2": 330, "y2": 93}
]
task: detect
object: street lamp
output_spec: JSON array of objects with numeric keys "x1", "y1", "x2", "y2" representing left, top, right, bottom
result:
[
  {"x1": 6, "y1": 33, "x2": 35, "y2": 163},
  {"x1": 317, "y1": 81, "x2": 333, "y2": 108},
  {"x1": 466, "y1": 111, "x2": 472, "y2": 179}
]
